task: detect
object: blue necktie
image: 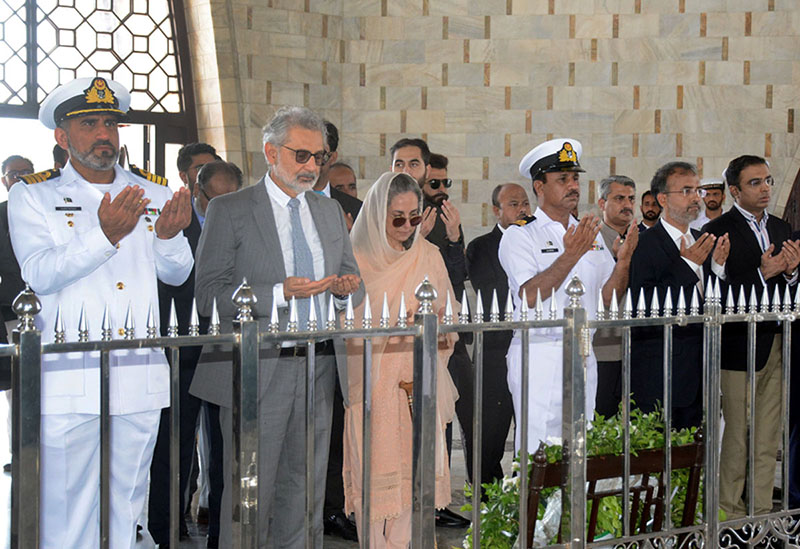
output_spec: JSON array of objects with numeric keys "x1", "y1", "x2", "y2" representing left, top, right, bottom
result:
[{"x1": 288, "y1": 197, "x2": 316, "y2": 330}]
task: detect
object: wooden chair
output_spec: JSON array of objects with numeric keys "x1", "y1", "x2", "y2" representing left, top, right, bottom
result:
[{"x1": 525, "y1": 429, "x2": 704, "y2": 547}]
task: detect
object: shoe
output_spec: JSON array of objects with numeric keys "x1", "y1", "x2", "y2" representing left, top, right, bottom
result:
[
  {"x1": 207, "y1": 535, "x2": 219, "y2": 548},
  {"x1": 323, "y1": 511, "x2": 358, "y2": 541},
  {"x1": 435, "y1": 507, "x2": 470, "y2": 529},
  {"x1": 2, "y1": 463, "x2": 9, "y2": 474},
  {"x1": 196, "y1": 506, "x2": 209, "y2": 525}
]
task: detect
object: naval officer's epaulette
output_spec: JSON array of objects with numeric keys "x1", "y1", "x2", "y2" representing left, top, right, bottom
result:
[
  {"x1": 20, "y1": 169, "x2": 60, "y2": 185},
  {"x1": 511, "y1": 215, "x2": 536, "y2": 227},
  {"x1": 130, "y1": 165, "x2": 168, "y2": 186}
]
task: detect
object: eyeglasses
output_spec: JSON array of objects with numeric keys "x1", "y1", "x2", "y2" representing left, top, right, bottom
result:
[
  {"x1": 742, "y1": 176, "x2": 774, "y2": 187},
  {"x1": 3, "y1": 169, "x2": 33, "y2": 180},
  {"x1": 663, "y1": 188, "x2": 707, "y2": 198},
  {"x1": 427, "y1": 178, "x2": 452, "y2": 190},
  {"x1": 282, "y1": 146, "x2": 331, "y2": 166},
  {"x1": 391, "y1": 215, "x2": 422, "y2": 228}
]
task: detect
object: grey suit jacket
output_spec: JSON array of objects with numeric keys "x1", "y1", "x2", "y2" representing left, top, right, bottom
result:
[{"x1": 189, "y1": 178, "x2": 365, "y2": 408}]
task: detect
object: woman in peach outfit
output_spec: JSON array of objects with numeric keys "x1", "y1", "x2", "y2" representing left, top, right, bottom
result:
[{"x1": 342, "y1": 172, "x2": 458, "y2": 548}]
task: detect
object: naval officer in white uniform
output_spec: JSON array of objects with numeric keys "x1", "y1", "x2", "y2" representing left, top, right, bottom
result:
[
  {"x1": 8, "y1": 76, "x2": 193, "y2": 548},
  {"x1": 498, "y1": 138, "x2": 638, "y2": 451}
]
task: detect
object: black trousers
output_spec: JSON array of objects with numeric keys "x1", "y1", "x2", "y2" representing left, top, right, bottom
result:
[
  {"x1": 595, "y1": 360, "x2": 622, "y2": 419},
  {"x1": 323, "y1": 370, "x2": 346, "y2": 516},
  {"x1": 475, "y1": 333, "x2": 514, "y2": 487},
  {"x1": 446, "y1": 339, "x2": 475, "y2": 482},
  {"x1": 148, "y1": 355, "x2": 224, "y2": 543}
]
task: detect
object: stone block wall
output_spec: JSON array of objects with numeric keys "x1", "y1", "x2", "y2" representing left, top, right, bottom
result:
[{"x1": 185, "y1": 0, "x2": 800, "y2": 240}]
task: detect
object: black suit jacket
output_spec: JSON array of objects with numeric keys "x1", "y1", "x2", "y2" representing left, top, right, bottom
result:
[
  {"x1": 158, "y1": 208, "x2": 209, "y2": 365},
  {"x1": 629, "y1": 222, "x2": 712, "y2": 410},
  {"x1": 466, "y1": 225, "x2": 512, "y2": 353},
  {"x1": 703, "y1": 206, "x2": 792, "y2": 371},
  {"x1": 330, "y1": 186, "x2": 362, "y2": 220},
  {"x1": 0, "y1": 201, "x2": 26, "y2": 322}
]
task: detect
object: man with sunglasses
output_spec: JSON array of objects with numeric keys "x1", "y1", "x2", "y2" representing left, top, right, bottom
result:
[
  {"x1": 499, "y1": 138, "x2": 637, "y2": 451},
  {"x1": 190, "y1": 106, "x2": 363, "y2": 548},
  {"x1": 703, "y1": 155, "x2": 800, "y2": 520}
]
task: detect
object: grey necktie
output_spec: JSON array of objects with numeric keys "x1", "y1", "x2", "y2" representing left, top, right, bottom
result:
[{"x1": 288, "y1": 197, "x2": 316, "y2": 330}]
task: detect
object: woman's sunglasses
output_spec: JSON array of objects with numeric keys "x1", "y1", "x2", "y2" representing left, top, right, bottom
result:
[
  {"x1": 391, "y1": 215, "x2": 423, "y2": 228},
  {"x1": 427, "y1": 178, "x2": 452, "y2": 190}
]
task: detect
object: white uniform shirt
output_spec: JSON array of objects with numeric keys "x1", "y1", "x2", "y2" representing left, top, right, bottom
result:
[
  {"x1": 498, "y1": 207, "x2": 615, "y2": 341},
  {"x1": 8, "y1": 162, "x2": 193, "y2": 415}
]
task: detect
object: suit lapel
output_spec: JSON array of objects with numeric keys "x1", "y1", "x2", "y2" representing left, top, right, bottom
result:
[
  {"x1": 250, "y1": 177, "x2": 287, "y2": 279},
  {"x1": 653, "y1": 222, "x2": 699, "y2": 281},
  {"x1": 728, "y1": 207, "x2": 764, "y2": 262}
]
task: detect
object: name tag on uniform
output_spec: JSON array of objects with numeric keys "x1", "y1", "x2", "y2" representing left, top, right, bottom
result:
[
  {"x1": 541, "y1": 247, "x2": 559, "y2": 253},
  {"x1": 55, "y1": 206, "x2": 82, "y2": 211}
]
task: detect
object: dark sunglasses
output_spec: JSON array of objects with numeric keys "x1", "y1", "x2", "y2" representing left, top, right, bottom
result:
[
  {"x1": 391, "y1": 215, "x2": 423, "y2": 228},
  {"x1": 282, "y1": 145, "x2": 331, "y2": 166},
  {"x1": 427, "y1": 178, "x2": 452, "y2": 190}
]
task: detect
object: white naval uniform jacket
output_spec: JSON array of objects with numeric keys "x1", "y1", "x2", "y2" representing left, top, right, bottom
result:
[
  {"x1": 8, "y1": 162, "x2": 193, "y2": 416},
  {"x1": 498, "y1": 207, "x2": 615, "y2": 450}
]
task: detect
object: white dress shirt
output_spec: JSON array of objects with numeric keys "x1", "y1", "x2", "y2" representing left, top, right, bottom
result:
[
  {"x1": 732, "y1": 201, "x2": 798, "y2": 286},
  {"x1": 659, "y1": 217, "x2": 726, "y2": 288}
]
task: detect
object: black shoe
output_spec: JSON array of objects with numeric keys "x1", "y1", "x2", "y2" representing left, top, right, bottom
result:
[
  {"x1": 207, "y1": 534, "x2": 219, "y2": 548},
  {"x1": 323, "y1": 511, "x2": 358, "y2": 541},
  {"x1": 2, "y1": 463, "x2": 9, "y2": 474},
  {"x1": 196, "y1": 506, "x2": 209, "y2": 525},
  {"x1": 435, "y1": 507, "x2": 470, "y2": 529}
]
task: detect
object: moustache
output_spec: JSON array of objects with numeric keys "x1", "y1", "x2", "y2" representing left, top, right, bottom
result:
[
  {"x1": 620, "y1": 208, "x2": 633, "y2": 215},
  {"x1": 92, "y1": 140, "x2": 116, "y2": 152},
  {"x1": 566, "y1": 191, "x2": 579, "y2": 198}
]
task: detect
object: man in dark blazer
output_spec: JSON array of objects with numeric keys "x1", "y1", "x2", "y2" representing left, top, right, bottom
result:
[
  {"x1": 190, "y1": 107, "x2": 364, "y2": 548},
  {"x1": 466, "y1": 183, "x2": 530, "y2": 489},
  {"x1": 147, "y1": 151, "x2": 240, "y2": 549},
  {"x1": 703, "y1": 154, "x2": 800, "y2": 518},
  {"x1": 629, "y1": 162, "x2": 729, "y2": 430},
  {"x1": 313, "y1": 121, "x2": 361, "y2": 541}
]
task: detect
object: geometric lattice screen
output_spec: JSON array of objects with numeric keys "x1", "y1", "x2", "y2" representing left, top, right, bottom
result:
[{"x1": 0, "y1": 0, "x2": 183, "y2": 114}]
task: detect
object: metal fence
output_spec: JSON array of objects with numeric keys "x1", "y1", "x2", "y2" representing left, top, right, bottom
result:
[{"x1": 2, "y1": 274, "x2": 800, "y2": 548}]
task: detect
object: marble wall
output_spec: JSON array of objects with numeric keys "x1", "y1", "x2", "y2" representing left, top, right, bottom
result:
[{"x1": 184, "y1": 0, "x2": 800, "y2": 240}]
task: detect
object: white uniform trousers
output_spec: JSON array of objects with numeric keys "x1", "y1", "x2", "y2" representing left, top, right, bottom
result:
[
  {"x1": 507, "y1": 338, "x2": 597, "y2": 452},
  {"x1": 41, "y1": 409, "x2": 161, "y2": 548}
]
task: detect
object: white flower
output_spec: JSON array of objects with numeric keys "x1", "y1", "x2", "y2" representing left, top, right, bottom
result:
[
  {"x1": 546, "y1": 435, "x2": 562, "y2": 445},
  {"x1": 502, "y1": 477, "x2": 517, "y2": 493}
]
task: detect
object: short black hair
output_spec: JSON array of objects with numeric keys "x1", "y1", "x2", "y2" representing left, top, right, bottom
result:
[
  {"x1": 324, "y1": 121, "x2": 339, "y2": 153},
  {"x1": 650, "y1": 161, "x2": 697, "y2": 199},
  {"x1": 429, "y1": 153, "x2": 448, "y2": 170},
  {"x1": 2, "y1": 155, "x2": 32, "y2": 173},
  {"x1": 390, "y1": 138, "x2": 431, "y2": 166},
  {"x1": 329, "y1": 161, "x2": 355, "y2": 174},
  {"x1": 177, "y1": 142, "x2": 219, "y2": 173},
  {"x1": 197, "y1": 160, "x2": 243, "y2": 190},
  {"x1": 491, "y1": 184, "x2": 505, "y2": 207},
  {"x1": 724, "y1": 155, "x2": 768, "y2": 189},
  {"x1": 53, "y1": 144, "x2": 68, "y2": 167},
  {"x1": 641, "y1": 189, "x2": 656, "y2": 203}
]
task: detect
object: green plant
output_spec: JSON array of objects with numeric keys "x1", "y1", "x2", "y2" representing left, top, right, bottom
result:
[{"x1": 461, "y1": 404, "x2": 701, "y2": 548}]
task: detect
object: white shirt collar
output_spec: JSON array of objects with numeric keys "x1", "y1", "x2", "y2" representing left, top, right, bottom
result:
[
  {"x1": 320, "y1": 182, "x2": 331, "y2": 197},
  {"x1": 265, "y1": 171, "x2": 305, "y2": 207},
  {"x1": 497, "y1": 223, "x2": 507, "y2": 234},
  {"x1": 733, "y1": 201, "x2": 767, "y2": 227},
  {"x1": 659, "y1": 217, "x2": 692, "y2": 243},
  {"x1": 533, "y1": 206, "x2": 577, "y2": 228}
]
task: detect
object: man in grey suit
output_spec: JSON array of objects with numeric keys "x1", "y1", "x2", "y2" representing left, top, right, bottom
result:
[{"x1": 190, "y1": 106, "x2": 364, "y2": 548}]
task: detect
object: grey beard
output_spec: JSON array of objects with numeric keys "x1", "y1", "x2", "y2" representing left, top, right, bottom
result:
[{"x1": 68, "y1": 142, "x2": 118, "y2": 171}]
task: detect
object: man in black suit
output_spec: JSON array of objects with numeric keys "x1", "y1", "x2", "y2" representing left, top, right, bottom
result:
[
  {"x1": 147, "y1": 149, "x2": 239, "y2": 549},
  {"x1": 328, "y1": 162, "x2": 358, "y2": 198},
  {"x1": 1, "y1": 155, "x2": 32, "y2": 470},
  {"x1": 703, "y1": 155, "x2": 800, "y2": 518},
  {"x1": 312, "y1": 121, "x2": 362, "y2": 542},
  {"x1": 637, "y1": 189, "x2": 661, "y2": 232},
  {"x1": 629, "y1": 162, "x2": 729, "y2": 430},
  {"x1": 466, "y1": 183, "x2": 530, "y2": 489}
]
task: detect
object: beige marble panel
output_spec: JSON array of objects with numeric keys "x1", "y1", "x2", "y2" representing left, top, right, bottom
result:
[
  {"x1": 491, "y1": 63, "x2": 533, "y2": 87},
  {"x1": 749, "y1": 61, "x2": 795, "y2": 85},
  {"x1": 464, "y1": 132, "x2": 506, "y2": 157},
  {"x1": 424, "y1": 133, "x2": 468, "y2": 157},
  {"x1": 771, "y1": 84, "x2": 800, "y2": 110},
  {"x1": 272, "y1": 0, "x2": 305, "y2": 11},
  {"x1": 590, "y1": 86, "x2": 634, "y2": 111},
  {"x1": 426, "y1": 87, "x2": 467, "y2": 110},
  {"x1": 342, "y1": 109, "x2": 401, "y2": 132},
  {"x1": 309, "y1": 0, "x2": 342, "y2": 15},
  {"x1": 703, "y1": 61, "x2": 744, "y2": 86},
  {"x1": 487, "y1": 109, "x2": 528, "y2": 133},
  {"x1": 345, "y1": 40, "x2": 383, "y2": 63},
  {"x1": 341, "y1": 0, "x2": 382, "y2": 16},
  {"x1": 750, "y1": 11, "x2": 796, "y2": 36},
  {"x1": 447, "y1": 63, "x2": 486, "y2": 87},
  {"x1": 337, "y1": 132, "x2": 381, "y2": 156},
  {"x1": 586, "y1": 133, "x2": 634, "y2": 157},
  {"x1": 467, "y1": 0, "x2": 506, "y2": 15},
  {"x1": 553, "y1": 0, "x2": 597, "y2": 14},
  {"x1": 424, "y1": 40, "x2": 464, "y2": 64},
  {"x1": 386, "y1": 0, "x2": 424, "y2": 17},
  {"x1": 249, "y1": 7, "x2": 289, "y2": 33},
  {"x1": 381, "y1": 40, "x2": 426, "y2": 63},
  {"x1": 490, "y1": 157, "x2": 522, "y2": 180},
  {"x1": 728, "y1": 37, "x2": 800, "y2": 61},
  {"x1": 659, "y1": 14, "x2": 701, "y2": 38},
  {"x1": 447, "y1": 15, "x2": 486, "y2": 39},
  {"x1": 551, "y1": 86, "x2": 594, "y2": 111},
  {"x1": 615, "y1": 61, "x2": 660, "y2": 85},
  {"x1": 613, "y1": 109, "x2": 656, "y2": 133},
  {"x1": 427, "y1": 0, "x2": 469, "y2": 16},
  {"x1": 385, "y1": 87, "x2": 423, "y2": 110},
  {"x1": 637, "y1": 85, "x2": 677, "y2": 110},
  {"x1": 401, "y1": 16, "x2": 447, "y2": 40},
  {"x1": 573, "y1": 61, "x2": 612, "y2": 87},
  {"x1": 363, "y1": 16, "x2": 407, "y2": 40},
  {"x1": 574, "y1": 14, "x2": 614, "y2": 39},
  {"x1": 444, "y1": 156, "x2": 484, "y2": 179},
  {"x1": 444, "y1": 110, "x2": 490, "y2": 133},
  {"x1": 406, "y1": 110, "x2": 446, "y2": 132},
  {"x1": 286, "y1": 11, "x2": 324, "y2": 36},
  {"x1": 308, "y1": 84, "x2": 343, "y2": 109},
  {"x1": 682, "y1": 85, "x2": 766, "y2": 110},
  {"x1": 490, "y1": 15, "x2": 571, "y2": 39},
  {"x1": 286, "y1": 59, "x2": 325, "y2": 83},
  {"x1": 510, "y1": 0, "x2": 550, "y2": 14},
  {"x1": 464, "y1": 87, "x2": 506, "y2": 110},
  {"x1": 509, "y1": 86, "x2": 549, "y2": 110},
  {"x1": 593, "y1": 0, "x2": 637, "y2": 13}
]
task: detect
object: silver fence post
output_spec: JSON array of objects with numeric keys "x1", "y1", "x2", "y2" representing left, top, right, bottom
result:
[
  {"x1": 704, "y1": 285, "x2": 722, "y2": 545},
  {"x1": 561, "y1": 276, "x2": 587, "y2": 548},
  {"x1": 411, "y1": 277, "x2": 438, "y2": 548},
  {"x1": 231, "y1": 279, "x2": 260, "y2": 549},
  {"x1": 11, "y1": 286, "x2": 42, "y2": 549}
]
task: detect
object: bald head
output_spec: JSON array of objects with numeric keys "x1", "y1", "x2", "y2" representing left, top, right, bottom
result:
[{"x1": 492, "y1": 183, "x2": 531, "y2": 228}]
